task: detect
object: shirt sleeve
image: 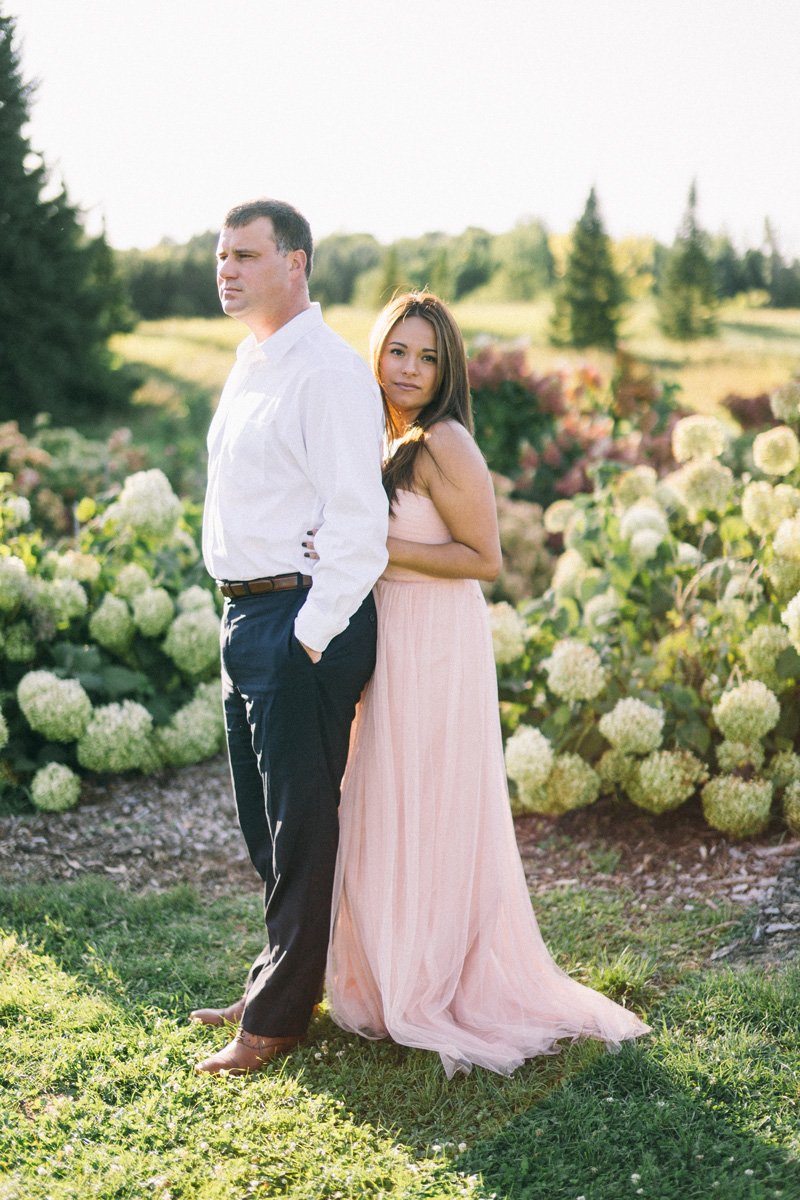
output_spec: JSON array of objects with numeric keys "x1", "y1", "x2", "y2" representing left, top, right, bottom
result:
[{"x1": 290, "y1": 365, "x2": 389, "y2": 652}]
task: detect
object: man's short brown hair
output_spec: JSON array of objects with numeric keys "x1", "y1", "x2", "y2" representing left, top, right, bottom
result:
[{"x1": 224, "y1": 199, "x2": 313, "y2": 280}]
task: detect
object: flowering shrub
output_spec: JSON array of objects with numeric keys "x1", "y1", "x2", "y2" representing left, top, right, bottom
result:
[
  {"x1": 0, "y1": 465, "x2": 222, "y2": 812},
  {"x1": 491, "y1": 374, "x2": 800, "y2": 836}
]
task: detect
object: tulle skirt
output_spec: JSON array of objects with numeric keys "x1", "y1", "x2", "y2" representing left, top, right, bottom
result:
[{"x1": 327, "y1": 576, "x2": 650, "y2": 1077}]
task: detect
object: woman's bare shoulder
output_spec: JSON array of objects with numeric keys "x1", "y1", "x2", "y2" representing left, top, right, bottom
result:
[{"x1": 420, "y1": 420, "x2": 489, "y2": 490}]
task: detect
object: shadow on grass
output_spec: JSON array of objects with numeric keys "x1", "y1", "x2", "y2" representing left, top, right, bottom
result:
[
  {"x1": 3, "y1": 877, "x2": 799, "y2": 1199},
  {"x1": 718, "y1": 319, "x2": 800, "y2": 344}
]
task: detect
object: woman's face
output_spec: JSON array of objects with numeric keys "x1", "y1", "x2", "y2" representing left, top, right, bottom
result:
[{"x1": 379, "y1": 316, "x2": 439, "y2": 431}]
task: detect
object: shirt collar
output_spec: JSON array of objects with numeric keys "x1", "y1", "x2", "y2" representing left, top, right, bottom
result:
[{"x1": 236, "y1": 303, "x2": 324, "y2": 366}]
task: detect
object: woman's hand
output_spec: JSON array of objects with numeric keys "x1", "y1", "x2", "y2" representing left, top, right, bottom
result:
[{"x1": 302, "y1": 528, "x2": 320, "y2": 561}]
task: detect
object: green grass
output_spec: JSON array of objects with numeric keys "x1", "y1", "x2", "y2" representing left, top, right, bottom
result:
[{"x1": 2, "y1": 874, "x2": 798, "y2": 1198}]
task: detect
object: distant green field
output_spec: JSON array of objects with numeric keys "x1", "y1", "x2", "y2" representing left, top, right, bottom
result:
[{"x1": 111, "y1": 300, "x2": 800, "y2": 420}]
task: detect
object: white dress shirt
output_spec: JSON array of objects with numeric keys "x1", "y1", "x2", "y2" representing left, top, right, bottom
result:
[{"x1": 202, "y1": 303, "x2": 389, "y2": 652}]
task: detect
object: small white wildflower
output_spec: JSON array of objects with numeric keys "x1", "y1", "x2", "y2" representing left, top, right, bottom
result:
[
  {"x1": 599, "y1": 698, "x2": 664, "y2": 755},
  {"x1": 753, "y1": 425, "x2": 800, "y2": 476},
  {"x1": 631, "y1": 1174, "x2": 641, "y2": 1184},
  {"x1": 712, "y1": 680, "x2": 780, "y2": 743},
  {"x1": 702, "y1": 776, "x2": 773, "y2": 838},
  {"x1": 542, "y1": 640, "x2": 606, "y2": 702},
  {"x1": 488, "y1": 602, "x2": 527, "y2": 665},
  {"x1": 672, "y1": 414, "x2": 727, "y2": 462},
  {"x1": 30, "y1": 763, "x2": 81, "y2": 812},
  {"x1": 4, "y1": 494, "x2": 31, "y2": 526}
]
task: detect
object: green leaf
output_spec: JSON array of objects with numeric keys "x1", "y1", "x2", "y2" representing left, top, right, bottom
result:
[
  {"x1": 776, "y1": 646, "x2": 800, "y2": 679},
  {"x1": 719, "y1": 515, "x2": 750, "y2": 543},
  {"x1": 99, "y1": 666, "x2": 150, "y2": 699}
]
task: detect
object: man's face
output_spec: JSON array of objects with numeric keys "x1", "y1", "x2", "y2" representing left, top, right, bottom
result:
[{"x1": 215, "y1": 218, "x2": 293, "y2": 328}]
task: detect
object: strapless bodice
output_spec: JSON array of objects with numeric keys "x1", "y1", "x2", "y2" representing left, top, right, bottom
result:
[{"x1": 381, "y1": 488, "x2": 452, "y2": 581}]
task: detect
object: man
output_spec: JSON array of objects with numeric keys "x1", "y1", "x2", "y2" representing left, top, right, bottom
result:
[{"x1": 191, "y1": 198, "x2": 389, "y2": 1075}]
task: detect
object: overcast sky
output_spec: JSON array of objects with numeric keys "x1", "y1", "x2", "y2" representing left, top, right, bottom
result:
[{"x1": 7, "y1": 0, "x2": 800, "y2": 256}]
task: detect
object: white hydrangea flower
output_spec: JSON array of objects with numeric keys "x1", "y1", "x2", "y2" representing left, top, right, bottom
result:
[
  {"x1": 3, "y1": 495, "x2": 31, "y2": 527},
  {"x1": 782, "y1": 592, "x2": 800, "y2": 652},
  {"x1": 30, "y1": 762, "x2": 82, "y2": 812},
  {"x1": 0, "y1": 555, "x2": 28, "y2": 613},
  {"x1": 774, "y1": 483, "x2": 800, "y2": 514},
  {"x1": 162, "y1": 608, "x2": 221, "y2": 677},
  {"x1": 176, "y1": 585, "x2": 216, "y2": 613},
  {"x1": 488, "y1": 602, "x2": 527, "y2": 665},
  {"x1": 4, "y1": 620, "x2": 36, "y2": 662},
  {"x1": 784, "y1": 780, "x2": 800, "y2": 836},
  {"x1": 672, "y1": 415, "x2": 727, "y2": 463},
  {"x1": 551, "y1": 548, "x2": 587, "y2": 597},
  {"x1": 766, "y1": 555, "x2": 800, "y2": 604},
  {"x1": 769, "y1": 377, "x2": 800, "y2": 425},
  {"x1": 668, "y1": 460, "x2": 734, "y2": 521},
  {"x1": 753, "y1": 425, "x2": 800, "y2": 477},
  {"x1": 742, "y1": 481, "x2": 784, "y2": 537},
  {"x1": 741, "y1": 624, "x2": 791, "y2": 691},
  {"x1": 0, "y1": 707, "x2": 8, "y2": 751},
  {"x1": 538, "y1": 753, "x2": 601, "y2": 816},
  {"x1": 107, "y1": 468, "x2": 183, "y2": 541},
  {"x1": 542, "y1": 640, "x2": 606, "y2": 702},
  {"x1": 156, "y1": 690, "x2": 225, "y2": 768},
  {"x1": 702, "y1": 776, "x2": 773, "y2": 838},
  {"x1": 543, "y1": 499, "x2": 577, "y2": 534},
  {"x1": 773, "y1": 515, "x2": 800, "y2": 561},
  {"x1": 630, "y1": 528, "x2": 664, "y2": 563},
  {"x1": 17, "y1": 670, "x2": 93, "y2": 743},
  {"x1": 599, "y1": 698, "x2": 664, "y2": 755},
  {"x1": 77, "y1": 700, "x2": 154, "y2": 773},
  {"x1": 676, "y1": 542, "x2": 702, "y2": 567},
  {"x1": 504, "y1": 725, "x2": 554, "y2": 811},
  {"x1": 613, "y1": 465, "x2": 658, "y2": 510},
  {"x1": 28, "y1": 577, "x2": 88, "y2": 626},
  {"x1": 166, "y1": 524, "x2": 201, "y2": 564},
  {"x1": 712, "y1": 681, "x2": 780, "y2": 743},
  {"x1": 582, "y1": 590, "x2": 620, "y2": 632},
  {"x1": 114, "y1": 563, "x2": 152, "y2": 600},
  {"x1": 716, "y1": 741, "x2": 765, "y2": 774},
  {"x1": 132, "y1": 587, "x2": 174, "y2": 638},
  {"x1": 597, "y1": 748, "x2": 636, "y2": 794},
  {"x1": 625, "y1": 750, "x2": 709, "y2": 814},
  {"x1": 89, "y1": 593, "x2": 135, "y2": 655},
  {"x1": 54, "y1": 550, "x2": 102, "y2": 584},
  {"x1": 619, "y1": 502, "x2": 669, "y2": 543},
  {"x1": 766, "y1": 750, "x2": 800, "y2": 788}
]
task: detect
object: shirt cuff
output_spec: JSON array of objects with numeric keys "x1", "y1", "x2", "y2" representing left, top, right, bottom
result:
[{"x1": 293, "y1": 597, "x2": 345, "y2": 655}]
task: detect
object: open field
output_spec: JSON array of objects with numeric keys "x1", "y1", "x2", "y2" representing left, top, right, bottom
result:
[{"x1": 111, "y1": 301, "x2": 800, "y2": 426}]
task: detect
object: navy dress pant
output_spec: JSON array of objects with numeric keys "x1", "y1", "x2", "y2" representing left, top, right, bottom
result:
[{"x1": 220, "y1": 586, "x2": 377, "y2": 1037}]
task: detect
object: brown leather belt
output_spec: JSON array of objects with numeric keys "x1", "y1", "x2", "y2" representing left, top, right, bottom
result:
[{"x1": 217, "y1": 572, "x2": 313, "y2": 599}]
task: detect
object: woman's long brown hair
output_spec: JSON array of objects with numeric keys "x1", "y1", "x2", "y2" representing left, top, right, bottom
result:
[{"x1": 370, "y1": 292, "x2": 473, "y2": 509}]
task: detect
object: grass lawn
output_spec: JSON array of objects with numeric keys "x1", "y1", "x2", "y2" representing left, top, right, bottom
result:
[{"x1": 2, "y1": 874, "x2": 798, "y2": 1198}]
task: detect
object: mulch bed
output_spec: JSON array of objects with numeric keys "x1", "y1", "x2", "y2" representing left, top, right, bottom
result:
[{"x1": 1, "y1": 756, "x2": 799, "y2": 968}]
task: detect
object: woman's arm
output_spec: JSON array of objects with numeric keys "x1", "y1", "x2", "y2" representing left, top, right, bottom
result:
[{"x1": 388, "y1": 422, "x2": 502, "y2": 582}]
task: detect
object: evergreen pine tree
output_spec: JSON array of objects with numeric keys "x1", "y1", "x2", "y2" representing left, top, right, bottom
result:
[
  {"x1": 0, "y1": 8, "x2": 133, "y2": 425},
  {"x1": 657, "y1": 183, "x2": 718, "y2": 340},
  {"x1": 549, "y1": 189, "x2": 625, "y2": 349}
]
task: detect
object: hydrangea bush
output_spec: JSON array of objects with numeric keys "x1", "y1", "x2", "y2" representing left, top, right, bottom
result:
[
  {"x1": 492, "y1": 373, "x2": 800, "y2": 836},
  {"x1": 0, "y1": 466, "x2": 224, "y2": 813}
]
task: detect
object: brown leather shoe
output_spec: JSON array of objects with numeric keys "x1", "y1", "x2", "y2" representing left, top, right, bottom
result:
[
  {"x1": 194, "y1": 1028, "x2": 300, "y2": 1076},
  {"x1": 189, "y1": 997, "x2": 246, "y2": 1027}
]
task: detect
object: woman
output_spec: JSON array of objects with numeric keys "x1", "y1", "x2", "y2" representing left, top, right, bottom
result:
[{"x1": 318, "y1": 293, "x2": 650, "y2": 1077}]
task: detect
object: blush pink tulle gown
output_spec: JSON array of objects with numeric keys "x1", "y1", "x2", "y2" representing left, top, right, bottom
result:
[{"x1": 327, "y1": 488, "x2": 650, "y2": 1077}]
